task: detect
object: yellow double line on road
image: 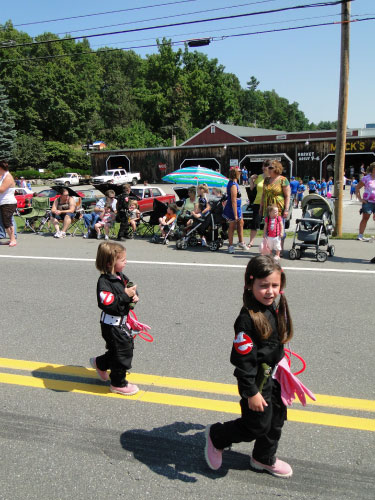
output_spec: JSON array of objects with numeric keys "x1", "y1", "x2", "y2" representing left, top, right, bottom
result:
[{"x1": 0, "y1": 357, "x2": 374, "y2": 432}]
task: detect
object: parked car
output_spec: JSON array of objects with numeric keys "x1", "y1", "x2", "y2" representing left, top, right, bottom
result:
[
  {"x1": 14, "y1": 187, "x2": 34, "y2": 213},
  {"x1": 95, "y1": 183, "x2": 175, "y2": 213},
  {"x1": 36, "y1": 186, "x2": 95, "y2": 210},
  {"x1": 91, "y1": 168, "x2": 140, "y2": 186},
  {"x1": 54, "y1": 172, "x2": 83, "y2": 186}
]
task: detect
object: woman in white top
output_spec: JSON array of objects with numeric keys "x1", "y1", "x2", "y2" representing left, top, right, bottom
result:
[{"x1": 0, "y1": 160, "x2": 17, "y2": 247}]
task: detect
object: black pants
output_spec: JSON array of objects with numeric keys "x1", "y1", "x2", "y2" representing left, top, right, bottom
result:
[
  {"x1": 96, "y1": 324, "x2": 134, "y2": 387},
  {"x1": 117, "y1": 212, "x2": 130, "y2": 239},
  {"x1": 210, "y1": 381, "x2": 286, "y2": 466}
]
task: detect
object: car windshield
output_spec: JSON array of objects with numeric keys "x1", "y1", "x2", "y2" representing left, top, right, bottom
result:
[{"x1": 131, "y1": 188, "x2": 143, "y2": 197}]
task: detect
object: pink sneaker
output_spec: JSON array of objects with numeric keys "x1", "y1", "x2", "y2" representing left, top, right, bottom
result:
[
  {"x1": 250, "y1": 457, "x2": 293, "y2": 478},
  {"x1": 89, "y1": 357, "x2": 109, "y2": 382},
  {"x1": 204, "y1": 426, "x2": 223, "y2": 470},
  {"x1": 110, "y1": 383, "x2": 139, "y2": 396}
]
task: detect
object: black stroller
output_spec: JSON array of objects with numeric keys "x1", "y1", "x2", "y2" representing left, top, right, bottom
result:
[
  {"x1": 289, "y1": 194, "x2": 335, "y2": 262},
  {"x1": 176, "y1": 196, "x2": 228, "y2": 252}
]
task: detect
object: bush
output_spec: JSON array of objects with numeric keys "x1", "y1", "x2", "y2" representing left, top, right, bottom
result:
[{"x1": 47, "y1": 161, "x2": 65, "y2": 171}]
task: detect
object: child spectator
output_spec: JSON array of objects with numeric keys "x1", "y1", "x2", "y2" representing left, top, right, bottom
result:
[
  {"x1": 350, "y1": 177, "x2": 358, "y2": 200},
  {"x1": 128, "y1": 200, "x2": 141, "y2": 235},
  {"x1": 158, "y1": 203, "x2": 177, "y2": 238},
  {"x1": 320, "y1": 178, "x2": 327, "y2": 197},
  {"x1": 296, "y1": 180, "x2": 305, "y2": 208},
  {"x1": 94, "y1": 203, "x2": 115, "y2": 240},
  {"x1": 263, "y1": 205, "x2": 283, "y2": 261}
]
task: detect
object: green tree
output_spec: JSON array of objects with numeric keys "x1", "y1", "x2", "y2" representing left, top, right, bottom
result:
[
  {"x1": 12, "y1": 134, "x2": 46, "y2": 168},
  {"x1": 0, "y1": 83, "x2": 16, "y2": 161}
]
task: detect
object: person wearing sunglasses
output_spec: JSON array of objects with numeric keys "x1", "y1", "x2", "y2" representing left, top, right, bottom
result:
[{"x1": 260, "y1": 161, "x2": 291, "y2": 252}]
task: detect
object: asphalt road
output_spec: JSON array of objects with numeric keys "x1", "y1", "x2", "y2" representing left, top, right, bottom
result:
[{"x1": 0, "y1": 232, "x2": 374, "y2": 500}]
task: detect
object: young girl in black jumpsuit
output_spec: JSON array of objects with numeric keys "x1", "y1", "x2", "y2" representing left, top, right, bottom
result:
[
  {"x1": 205, "y1": 255, "x2": 294, "y2": 478},
  {"x1": 90, "y1": 242, "x2": 139, "y2": 396}
]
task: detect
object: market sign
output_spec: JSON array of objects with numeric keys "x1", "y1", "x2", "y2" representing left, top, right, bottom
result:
[
  {"x1": 158, "y1": 163, "x2": 167, "y2": 170},
  {"x1": 250, "y1": 157, "x2": 281, "y2": 162},
  {"x1": 298, "y1": 152, "x2": 320, "y2": 161}
]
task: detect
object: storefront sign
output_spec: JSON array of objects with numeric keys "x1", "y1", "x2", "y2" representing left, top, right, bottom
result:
[
  {"x1": 330, "y1": 140, "x2": 375, "y2": 152},
  {"x1": 298, "y1": 152, "x2": 320, "y2": 161},
  {"x1": 158, "y1": 163, "x2": 167, "y2": 170},
  {"x1": 230, "y1": 159, "x2": 239, "y2": 167}
]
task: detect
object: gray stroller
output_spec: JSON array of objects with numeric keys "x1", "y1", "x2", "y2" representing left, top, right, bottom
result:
[{"x1": 289, "y1": 194, "x2": 335, "y2": 262}]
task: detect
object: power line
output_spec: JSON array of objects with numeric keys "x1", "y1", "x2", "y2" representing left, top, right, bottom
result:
[
  {"x1": 51, "y1": 1, "x2": 280, "y2": 37},
  {"x1": 0, "y1": 1, "x2": 349, "y2": 50},
  {"x1": 9, "y1": 0, "x2": 199, "y2": 27},
  {"x1": 89, "y1": 12, "x2": 346, "y2": 48},
  {"x1": 1, "y1": 15, "x2": 372, "y2": 65}
]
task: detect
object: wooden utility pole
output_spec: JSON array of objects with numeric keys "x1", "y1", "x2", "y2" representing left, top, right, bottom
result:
[{"x1": 333, "y1": 0, "x2": 351, "y2": 236}]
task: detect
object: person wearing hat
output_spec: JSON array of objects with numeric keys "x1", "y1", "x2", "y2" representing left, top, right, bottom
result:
[{"x1": 289, "y1": 177, "x2": 299, "y2": 208}]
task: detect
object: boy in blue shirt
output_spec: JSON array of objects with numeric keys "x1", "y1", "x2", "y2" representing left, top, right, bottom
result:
[
  {"x1": 320, "y1": 178, "x2": 327, "y2": 197},
  {"x1": 296, "y1": 180, "x2": 306, "y2": 208},
  {"x1": 289, "y1": 177, "x2": 299, "y2": 208},
  {"x1": 308, "y1": 177, "x2": 317, "y2": 194}
]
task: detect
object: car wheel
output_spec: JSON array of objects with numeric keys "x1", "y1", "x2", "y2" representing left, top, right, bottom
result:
[
  {"x1": 289, "y1": 248, "x2": 297, "y2": 260},
  {"x1": 132, "y1": 178, "x2": 138, "y2": 185},
  {"x1": 176, "y1": 239, "x2": 182, "y2": 250},
  {"x1": 317, "y1": 251, "x2": 327, "y2": 262},
  {"x1": 64, "y1": 181, "x2": 70, "y2": 187},
  {"x1": 295, "y1": 249, "x2": 301, "y2": 259}
]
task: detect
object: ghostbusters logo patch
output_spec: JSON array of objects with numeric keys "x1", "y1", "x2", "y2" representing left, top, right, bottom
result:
[
  {"x1": 233, "y1": 332, "x2": 253, "y2": 355},
  {"x1": 100, "y1": 291, "x2": 115, "y2": 306}
]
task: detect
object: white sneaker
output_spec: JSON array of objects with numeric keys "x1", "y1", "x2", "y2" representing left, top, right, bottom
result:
[
  {"x1": 97, "y1": 234, "x2": 102, "y2": 240},
  {"x1": 104, "y1": 235, "x2": 109, "y2": 240},
  {"x1": 83, "y1": 231, "x2": 89, "y2": 239},
  {"x1": 56, "y1": 231, "x2": 66, "y2": 238},
  {"x1": 228, "y1": 245, "x2": 235, "y2": 254},
  {"x1": 54, "y1": 231, "x2": 61, "y2": 238},
  {"x1": 238, "y1": 242, "x2": 247, "y2": 250}
]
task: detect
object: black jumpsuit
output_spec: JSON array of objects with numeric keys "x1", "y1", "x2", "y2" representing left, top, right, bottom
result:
[
  {"x1": 116, "y1": 193, "x2": 130, "y2": 240},
  {"x1": 210, "y1": 305, "x2": 287, "y2": 466},
  {"x1": 95, "y1": 271, "x2": 134, "y2": 388}
]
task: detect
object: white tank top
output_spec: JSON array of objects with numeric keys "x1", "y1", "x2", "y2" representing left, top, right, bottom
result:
[{"x1": 0, "y1": 171, "x2": 17, "y2": 205}]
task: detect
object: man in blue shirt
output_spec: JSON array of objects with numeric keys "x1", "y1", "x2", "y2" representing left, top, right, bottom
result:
[{"x1": 289, "y1": 177, "x2": 299, "y2": 207}]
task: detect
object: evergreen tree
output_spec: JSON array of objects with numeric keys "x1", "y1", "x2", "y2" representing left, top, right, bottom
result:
[{"x1": 0, "y1": 84, "x2": 16, "y2": 161}]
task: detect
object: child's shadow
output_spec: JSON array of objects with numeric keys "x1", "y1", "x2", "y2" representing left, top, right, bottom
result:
[
  {"x1": 31, "y1": 364, "x2": 107, "y2": 393},
  {"x1": 120, "y1": 421, "x2": 249, "y2": 483}
]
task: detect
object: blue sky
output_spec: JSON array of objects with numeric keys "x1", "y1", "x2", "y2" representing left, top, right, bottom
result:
[{"x1": 2, "y1": 0, "x2": 374, "y2": 128}]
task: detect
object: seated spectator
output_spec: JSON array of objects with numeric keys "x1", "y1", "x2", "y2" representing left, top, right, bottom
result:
[
  {"x1": 179, "y1": 186, "x2": 197, "y2": 220},
  {"x1": 128, "y1": 200, "x2": 141, "y2": 235},
  {"x1": 159, "y1": 203, "x2": 177, "y2": 238},
  {"x1": 94, "y1": 203, "x2": 116, "y2": 240},
  {"x1": 83, "y1": 189, "x2": 117, "y2": 238},
  {"x1": 50, "y1": 188, "x2": 76, "y2": 238}
]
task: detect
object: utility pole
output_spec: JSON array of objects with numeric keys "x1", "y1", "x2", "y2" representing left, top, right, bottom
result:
[{"x1": 333, "y1": 0, "x2": 351, "y2": 237}]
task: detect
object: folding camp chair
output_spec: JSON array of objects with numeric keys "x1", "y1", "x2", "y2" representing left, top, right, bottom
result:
[{"x1": 16, "y1": 197, "x2": 51, "y2": 233}]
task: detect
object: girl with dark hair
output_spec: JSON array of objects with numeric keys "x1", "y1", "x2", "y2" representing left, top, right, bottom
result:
[{"x1": 204, "y1": 255, "x2": 294, "y2": 478}]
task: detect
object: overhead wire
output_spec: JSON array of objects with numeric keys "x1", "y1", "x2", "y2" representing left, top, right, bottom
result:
[
  {"x1": 9, "y1": 0, "x2": 200, "y2": 27},
  {"x1": 50, "y1": 1, "x2": 281, "y2": 37},
  {"x1": 1, "y1": 15, "x2": 372, "y2": 64},
  {"x1": 0, "y1": 1, "x2": 350, "y2": 50}
]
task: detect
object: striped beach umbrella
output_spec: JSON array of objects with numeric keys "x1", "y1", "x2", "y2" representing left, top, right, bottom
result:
[{"x1": 162, "y1": 166, "x2": 229, "y2": 188}]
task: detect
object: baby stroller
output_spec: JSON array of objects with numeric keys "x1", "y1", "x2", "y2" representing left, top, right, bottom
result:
[
  {"x1": 176, "y1": 196, "x2": 228, "y2": 251},
  {"x1": 150, "y1": 199, "x2": 180, "y2": 245},
  {"x1": 289, "y1": 194, "x2": 335, "y2": 262}
]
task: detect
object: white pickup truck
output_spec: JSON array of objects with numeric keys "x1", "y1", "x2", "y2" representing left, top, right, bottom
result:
[
  {"x1": 91, "y1": 168, "x2": 141, "y2": 186},
  {"x1": 54, "y1": 172, "x2": 83, "y2": 186}
]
